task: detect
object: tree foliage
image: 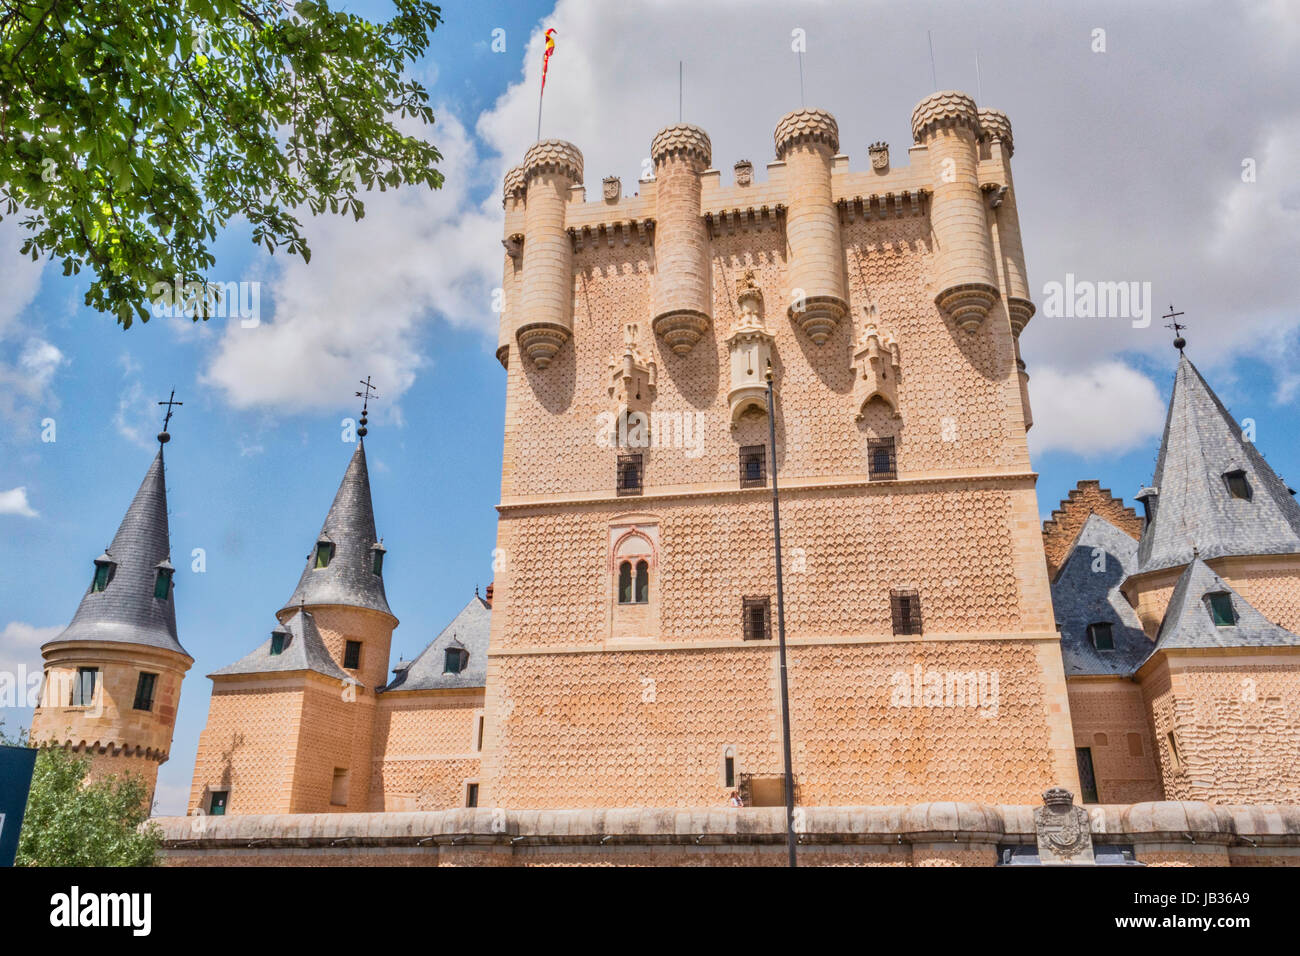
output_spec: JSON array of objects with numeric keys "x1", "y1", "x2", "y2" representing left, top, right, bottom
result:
[
  {"x1": 0, "y1": 0, "x2": 444, "y2": 327},
  {"x1": 1, "y1": 724, "x2": 161, "y2": 866}
]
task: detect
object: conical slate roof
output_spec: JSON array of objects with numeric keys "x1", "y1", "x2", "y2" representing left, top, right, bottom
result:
[
  {"x1": 1136, "y1": 354, "x2": 1300, "y2": 574},
  {"x1": 280, "y1": 440, "x2": 392, "y2": 618},
  {"x1": 46, "y1": 448, "x2": 190, "y2": 658},
  {"x1": 382, "y1": 594, "x2": 490, "y2": 692},
  {"x1": 210, "y1": 609, "x2": 359, "y2": 684},
  {"x1": 1052, "y1": 514, "x2": 1152, "y2": 676},
  {"x1": 1151, "y1": 558, "x2": 1300, "y2": 652}
]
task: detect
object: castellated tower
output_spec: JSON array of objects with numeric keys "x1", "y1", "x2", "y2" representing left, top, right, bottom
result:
[
  {"x1": 30, "y1": 441, "x2": 193, "y2": 806},
  {"x1": 482, "y1": 91, "x2": 1076, "y2": 810},
  {"x1": 189, "y1": 439, "x2": 397, "y2": 814}
]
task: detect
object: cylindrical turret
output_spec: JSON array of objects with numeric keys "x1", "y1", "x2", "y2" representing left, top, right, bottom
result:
[
  {"x1": 774, "y1": 108, "x2": 847, "y2": 345},
  {"x1": 911, "y1": 91, "x2": 999, "y2": 331},
  {"x1": 650, "y1": 124, "x2": 713, "y2": 355},
  {"x1": 978, "y1": 108, "x2": 1035, "y2": 337},
  {"x1": 517, "y1": 140, "x2": 583, "y2": 368},
  {"x1": 497, "y1": 165, "x2": 526, "y2": 368}
]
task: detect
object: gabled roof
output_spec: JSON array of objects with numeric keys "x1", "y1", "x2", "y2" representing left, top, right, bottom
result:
[
  {"x1": 210, "y1": 608, "x2": 359, "y2": 684},
  {"x1": 1136, "y1": 354, "x2": 1300, "y2": 574},
  {"x1": 45, "y1": 447, "x2": 190, "y2": 658},
  {"x1": 1052, "y1": 514, "x2": 1152, "y2": 676},
  {"x1": 280, "y1": 440, "x2": 393, "y2": 618},
  {"x1": 382, "y1": 595, "x2": 490, "y2": 692},
  {"x1": 1150, "y1": 558, "x2": 1300, "y2": 652}
]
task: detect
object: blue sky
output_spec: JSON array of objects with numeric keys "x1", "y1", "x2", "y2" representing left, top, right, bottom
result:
[{"x1": 1, "y1": 0, "x2": 1298, "y2": 814}]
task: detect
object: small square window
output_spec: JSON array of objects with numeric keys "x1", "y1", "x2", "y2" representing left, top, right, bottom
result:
[
  {"x1": 890, "y1": 589, "x2": 922, "y2": 635},
  {"x1": 208, "y1": 790, "x2": 228, "y2": 816},
  {"x1": 1207, "y1": 592, "x2": 1236, "y2": 627},
  {"x1": 616, "y1": 454, "x2": 643, "y2": 496},
  {"x1": 742, "y1": 596, "x2": 771, "y2": 641},
  {"x1": 314, "y1": 542, "x2": 334, "y2": 569},
  {"x1": 153, "y1": 568, "x2": 173, "y2": 600},
  {"x1": 343, "y1": 640, "x2": 362, "y2": 669},
  {"x1": 465, "y1": 782, "x2": 479, "y2": 808},
  {"x1": 1223, "y1": 469, "x2": 1251, "y2": 501},
  {"x1": 739, "y1": 445, "x2": 766, "y2": 488},
  {"x1": 1088, "y1": 622, "x2": 1114, "y2": 650},
  {"x1": 92, "y1": 562, "x2": 111, "y2": 593},
  {"x1": 270, "y1": 629, "x2": 286, "y2": 655},
  {"x1": 869, "y1": 437, "x2": 897, "y2": 480},
  {"x1": 133, "y1": 672, "x2": 157, "y2": 712}
]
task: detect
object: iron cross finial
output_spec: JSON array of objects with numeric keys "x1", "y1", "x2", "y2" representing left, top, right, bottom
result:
[
  {"x1": 354, "y1": 376, "x2": 378, "y2": 438},
  {"x1": 1162, "y1": 305, "x2": 1187, "y2": 352},
  {"x1": 157, "y1": 389, "x2": 183, "y2": 444}
]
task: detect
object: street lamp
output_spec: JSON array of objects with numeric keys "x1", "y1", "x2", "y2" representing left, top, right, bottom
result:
[{"x1": 765, "y1": 360, "x2": 797, "y2": 868}]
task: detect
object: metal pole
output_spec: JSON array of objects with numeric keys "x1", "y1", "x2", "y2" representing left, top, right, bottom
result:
[{"x1": 765, "y1": 363, "x2": 797, "y2": 868}]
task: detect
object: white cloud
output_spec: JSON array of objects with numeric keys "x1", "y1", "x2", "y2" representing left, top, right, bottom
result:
[
  {"x1": 113, "y1": 376, "x2": 155, "y2": 449},
  {"x1": 201, "y1": 108, "x2": 501, "y2": 415},
  {"x1": 1028, "y1": 362, "x2": 1165, "y2": 459},
  {"x1": 0, "y1": 621, "x2": 58, "y2": 717},
  {"x1": 0, "y1": 486, "x2": 39, "y2": 517},
  {"x1": 0, "y1": 219, "x2": 45, "y2": 337}
]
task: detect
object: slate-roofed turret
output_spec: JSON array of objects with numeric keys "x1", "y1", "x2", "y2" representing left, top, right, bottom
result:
[
  {"x1": 1136, "y1": 354, "x2": 1300, "y2": 575},
  {"x1": 280, "y1": 440, "x2": 393, "y2": 619},
  {"x1": 46, "y1": 447, "x2": 190, "y2": 659}
]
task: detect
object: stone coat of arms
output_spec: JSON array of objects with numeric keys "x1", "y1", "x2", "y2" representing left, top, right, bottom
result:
[{"x1": 1033, "y1": 787, "x2": 1095, "y2": 864}]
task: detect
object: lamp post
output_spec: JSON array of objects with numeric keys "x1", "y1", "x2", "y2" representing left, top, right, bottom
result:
[{"x1": 765, "y1": 361, "x2": 797, "y2": 868}]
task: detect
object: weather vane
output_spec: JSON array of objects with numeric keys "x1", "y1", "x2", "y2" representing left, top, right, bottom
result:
[
  {"x1": 1162, "y1": 304, "x2": 1187, "y2": 352},
  {"x1": 157, "y1": 389, "x2": 183, "y2": 444},
  {"x1": 355, "y1": 376, "x2": 378, "y2": 438}
]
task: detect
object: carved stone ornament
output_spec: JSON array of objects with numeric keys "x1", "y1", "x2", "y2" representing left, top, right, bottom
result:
[
  {"x1": 1033, "y1": 787, "x2": 1095, "y2": 864},
  {"x1": 734, "y1": 160, "x2": 754, "y2": 187},
  {"x1": 725, "y1": 270, "x2": 775, "y2": 428},
  {"x1": 608, "y1": 322, "x2": 657, "y2": 424},
  {"x1": 868, "y1": 141, "x2": 889, "y2": 171},
  {"x1": 603, "y1": 175, "x2": 621, "y2": 201},
  {"x1": 852, "y1": 307, "x2": 902, "y2": 420}
]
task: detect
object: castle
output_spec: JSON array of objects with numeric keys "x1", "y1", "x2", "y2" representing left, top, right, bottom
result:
[{"x1": 28, "y1": 91, "x2": 1300, "y2": 858}]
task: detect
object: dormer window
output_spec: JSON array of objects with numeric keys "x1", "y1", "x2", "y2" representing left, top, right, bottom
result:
[
  {"x1": 1223, "y1": 469, "x2": 1251, "y2": 501},
  {"x1": 91, "y1": 554, "x2": 114, "y2": 592},
  {"x1": 371, "y1": 541, "x2": 386, "y2": 576},
  {"x1": 1088, "y1": 622, "x2": 1114, "y2": 650},
  {"x1": 153, "y1": 559, "x2": 174, "y2": 599},
  {"x1": 314, "y1": 540, "x2": 335, "y2": 569},
  {"x1": 1207, "y1": 591, "x2": 1236, "y2": 627},
  {"x1": 444, "y1": 646, "x2": 469, "y2": 674},
  {"x1": 269, "y1": 627, "x2": 287, "y2": 656}
]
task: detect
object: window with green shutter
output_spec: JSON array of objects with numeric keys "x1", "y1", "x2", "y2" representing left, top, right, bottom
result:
[
  {"x1": 315, "y1": 542, "x2": 334, "y2": 568},
  {"x1": 1208, "y1": 592, "x2": 1236, "y2": 626},
  {"x1": 153, "y1": 568, "x2": 173, "y2": 599},
  {"x1": 92, "y1": 563, "x2": 111, "y2": 592}
]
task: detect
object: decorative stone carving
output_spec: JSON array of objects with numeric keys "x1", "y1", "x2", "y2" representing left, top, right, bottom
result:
[
  {"x1": 935, "y1": 282, "x2": 1000, "y2": 333},
  {"x1": 608, "y1": 322, "x2": 657, "y2": 436},
  {"x1": 517, "y1": 324, "x2": 570, "y2": 369},
  {"x1": 725, "y1": 270, "x2": 774, "y2": 428},
  {"x1": 734, "y1": 160, "x2": 753, "y2": 187},
  {"x1": 910, "y1": 90, "x2": 980, "y2": 143},
  {"x1": 1007, "y1": 297, "x2": 1036, "y2": 337},
  {"x1": 773, "y1": 108, "x2": 840, "y2": 159},
  {"x1": 868, "y1": 141, "x2": 889, "y2": 171},
  {"x1": 602, "y1": 176, "x2": 621, "y2": 201},
  {"x1": 1033, "y1": 787, "x2": 1095, "y2": 865},
  {"x1": 502, "y1": 165, "x2": 527, "y2": 206},
  {"x1": 852, "y1": 308, "x2": 902, "y2": 420},
  {"x1": 977, "y1": 108, "x2": 1014, "y2": 156}
]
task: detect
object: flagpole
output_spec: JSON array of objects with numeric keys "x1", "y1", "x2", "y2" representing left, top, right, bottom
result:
[{"x1": 537, "y1": 81, "x2": 544, "y2": 141}]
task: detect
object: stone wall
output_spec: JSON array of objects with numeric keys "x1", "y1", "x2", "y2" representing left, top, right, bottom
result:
[{"x1": 154, "y1": 802, "x2": 1300, "y2": 867}]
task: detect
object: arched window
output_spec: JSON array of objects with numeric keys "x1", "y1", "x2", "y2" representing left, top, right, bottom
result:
[
  {"x1": 634, "y1": 559, "x2": 649, "y2": 603},
  {"x1": 618, "y1": 561, "x2": 633, "y2": 604}
]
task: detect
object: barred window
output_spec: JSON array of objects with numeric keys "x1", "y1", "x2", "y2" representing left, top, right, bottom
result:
[
  {"x1": 868, "y1": 437, "x2": 896, "y2": 480},
  {"x1": 616, "y1": 454, "x2": 643, "y2": 496},
  {"x1": 739, "y1": 445, "x2": 766, "y2": 488},
  {"x1": 743, "y1": 596, "x2": 771, "y2": 640},
  {"x1": 890, "y1": 589, "x2": 922, "y2": 635}
]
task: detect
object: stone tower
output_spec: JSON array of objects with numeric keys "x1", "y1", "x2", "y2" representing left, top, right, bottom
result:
[
  {"x1": 30, "y1": 440, "x2": 193, "y2": 805},
  {"x1": 189, "y1": 438, "x2": 397, "y2": 814},
  {"x1": 480, "y1": 92, "x2": 1077, "y2": 811}
]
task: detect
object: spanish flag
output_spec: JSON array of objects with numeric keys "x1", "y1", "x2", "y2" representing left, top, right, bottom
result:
[{"x1": 541, "y1": 29, "x2": 557, "y2": 95}]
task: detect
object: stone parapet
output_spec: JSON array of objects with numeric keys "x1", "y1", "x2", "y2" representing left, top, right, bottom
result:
[{"x1": 155, "y1": 801, "x2": 1300, "y2": 866}]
